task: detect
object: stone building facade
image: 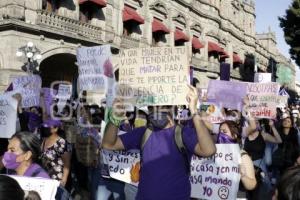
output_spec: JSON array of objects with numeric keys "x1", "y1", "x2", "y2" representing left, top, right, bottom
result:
[{"x1": 0, "y1": 0, "x2": 295, "y2": 92}]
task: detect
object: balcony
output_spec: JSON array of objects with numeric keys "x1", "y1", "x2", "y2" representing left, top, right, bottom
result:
[
  {"x1": 231, "y1": 69, "x2": 241, "y2": 79},
  {"x1": 191, "y1": 57, "x2": 220, "y2": 73},
  {"x1": 36, "y1": 10, "x2": 104, "y2": 43},
  {"x1": 120, "y1": 36, "x2": 140, "y2": 48}
]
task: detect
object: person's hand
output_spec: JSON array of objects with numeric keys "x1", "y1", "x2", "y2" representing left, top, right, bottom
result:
[
  {"x1": 186, "y1": 85, "x2": 199, "y2": 115},
  {"x1": 112, "y1": 97, "x2": 126, "y2": 120},
  {"x1": 12, "y1": 93, "x2": 22, "y2": 103}
]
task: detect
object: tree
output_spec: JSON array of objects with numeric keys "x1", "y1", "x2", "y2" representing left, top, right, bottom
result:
[{"x1": 279, "y1": 0, "x2": 300, "y2": 67}]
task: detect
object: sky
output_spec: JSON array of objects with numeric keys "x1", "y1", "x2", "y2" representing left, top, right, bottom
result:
[{"x1": 255, "y1": 0, "x2": 300, "y2": 82}]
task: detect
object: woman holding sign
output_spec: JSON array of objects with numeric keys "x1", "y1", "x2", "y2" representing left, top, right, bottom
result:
[{"x1": 216, "y1": 121, "x2": 257, "y2": 192}]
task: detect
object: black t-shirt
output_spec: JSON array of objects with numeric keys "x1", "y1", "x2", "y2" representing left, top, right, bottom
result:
[{"x1": 244, "y1": 132, "x2": 266, "y2": 161}]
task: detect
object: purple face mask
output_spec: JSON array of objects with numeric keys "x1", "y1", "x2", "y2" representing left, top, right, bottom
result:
[
  {"x1": 217, "y1": 132, "x2": 237, "y2": 144},
  {"x1": 2, "y1": 152, "x2": 21, "y2": 169}
]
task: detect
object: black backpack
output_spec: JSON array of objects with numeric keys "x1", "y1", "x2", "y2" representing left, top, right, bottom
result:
[{"x1": 140, "y1": 125, "x2": 190, "y2": 174}]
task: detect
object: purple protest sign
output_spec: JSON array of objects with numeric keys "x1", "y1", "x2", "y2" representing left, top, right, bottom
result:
[
  {"x1": 207, "y1": 80, "x2": 247, "y2": 111},
  {"x1": 42, "y1": 88, "x2": 57, "y2": 116}
]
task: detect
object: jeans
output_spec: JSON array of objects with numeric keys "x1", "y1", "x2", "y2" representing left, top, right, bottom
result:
[
  {"x1": 124, "y1": 184, "x2": 138, "y2": 200},
  {"x1": 96, "y1": 177, "x2": 125, "y2": 200},
  {"x1": 88, "y1": 166, "x2": 101, "y2": 200},
  {"x1": 253, "y1": 159, "x2": 272, "y2": 190}
]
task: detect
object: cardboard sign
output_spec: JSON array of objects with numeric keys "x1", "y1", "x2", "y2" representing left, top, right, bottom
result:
[
  {"x1": 254, "y1": 73, "x2": 272, "y2": 83},
  {"x1": 0, "y1": 94, "x2": 17, "y2": 138},
  {"x1": 200, "y1": 103, "x2": 225, "y2": 124},
  {"x1": 190, "y1": 144, "x2": 241, "y2": 200},
  {"x1": 76, "y1": 45, "x2": 113, "y2": 91},
  {"x1": 118, "y1": 47, "x2": 189, "y2": 106},
  {"x1": 9, "y1": 175, "x2": 60, "y2": 200},
  {"x1": 102, "y1": 150, "x2": 141, "y2": 186},
  {"x1": 207, "y1": 80, "x2": 247, "y2": 111},
  {"x1": 12, "y1": 75, "x2": 41, "y2": 108},
  {"x1": 42, "y1": 88, "x2": 57, "y2": 116},
  {"x1": 247, "y1": 82, "x2": 280, "y2": 119}
]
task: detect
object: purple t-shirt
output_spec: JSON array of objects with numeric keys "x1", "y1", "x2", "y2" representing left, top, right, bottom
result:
[
  {"x1": 24, "y1": 163, "x2": 50, "y2": 179},
  {"x1": 120, "y1": 125, "x2": 198, "y2": 200}
]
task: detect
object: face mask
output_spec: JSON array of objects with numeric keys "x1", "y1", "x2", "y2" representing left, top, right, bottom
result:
[
  {"x1": 148, "y1": 112, "x2": 170, "y2": 130},
  {"x1": 217, "y1": 132, "x2": 236, "y2": 144},
  {"x1": 41, "y1": 127, "x2": 51, "y2": 138},
  {"x1": 2, "y1": 152, "x2": 21, "y2": 169},
  {"x1": 134, "y1": 118, "x2": 147, "y2": 128}
]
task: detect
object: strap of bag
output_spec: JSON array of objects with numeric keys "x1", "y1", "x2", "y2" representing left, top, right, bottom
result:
[
  {"x1": 174, "y1": 125, "x2": 190, "y2": 174},
  {"x1": 141, "y1": 128, "x2": 153, "y2": 149}
]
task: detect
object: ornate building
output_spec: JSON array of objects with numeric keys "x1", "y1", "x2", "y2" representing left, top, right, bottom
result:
[{"x1": 0, "y1": 0, "x2": 295, "y2": 91}]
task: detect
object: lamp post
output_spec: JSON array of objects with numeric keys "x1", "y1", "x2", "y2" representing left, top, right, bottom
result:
[{"x1": 16, "y1": 42, "x2": 42, "y2": 74}]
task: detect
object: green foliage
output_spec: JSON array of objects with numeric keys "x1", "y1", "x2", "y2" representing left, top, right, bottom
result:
[{"x1": 279, "y1": 0, "x2": 300, "y2": 67}]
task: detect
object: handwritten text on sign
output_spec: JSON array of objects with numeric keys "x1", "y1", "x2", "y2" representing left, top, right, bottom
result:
[
  {"x1": 76, "y1": 45, "x2": 113, "y2": 91},
  {"x1": 247, "y1": 82, "x2": 280, "y2": 119},
  {"x1": 102, "y1": 150, "x2": 140, "y2": 186},
  {"x1": 207, "y1": 80, "x2": 247, "y2": 111},
  {"x1": 190, "y1": 144, "x2": 241, "y2": 200},
  {"x1": 12, "y1": 75, "x2": 42, "y2": 108},
  {"x1": 118, "y1": 47, "x2": 189, "y2": 106},
  {"x1": 9, "y1": 175, "x2": 60, "y2": 200},
  {"x1": 0, "y1": 95, "x2": 17, "y2": 138}
]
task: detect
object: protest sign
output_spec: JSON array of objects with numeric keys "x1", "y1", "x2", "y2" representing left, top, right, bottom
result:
[
  {"x1": 12, "y1": 75, "x2": 41, "y2": 108},
  {"x1": 190, "y1": 144, "x2": 241, "y2": 200},
  {"x1": 0, "y1": 94, "x2": 17, "y2": 138},
  {"x1": 56, "y1": 84, "x2": 72, "y2": 99},
  {"x1": 118, "y1": 46, "x2": 189, "y2": 106},
  {"x1": 102, "y1": 150, "x2": 141, "y2": 186},
  {"x1": 207, "y1": 80, "x2": 247, "y2": 111},
  {"x1": 277, "y1": 95, "x2": 288, "y2": 108},
  {"x1": 200, "y1": 103, "x2": 225, "y2": 124},
  {"x1": 76, "y1": 45, "x2": 112, "y2": 91},
  {"x1": 247, "y1": 82, "x2": 280, "y2": 119},
  {"x1": 254, "y1": 73, "x2": 272, "y2": 83},
  {"x1": 9, "y1": 175, "x2": 59, "y2": 200},
  {"x1": 42, "y1": 88, "x2": 57, "y2": 116}
]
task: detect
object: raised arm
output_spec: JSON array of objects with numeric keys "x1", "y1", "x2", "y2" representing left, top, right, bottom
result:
[
  {"x1": 262, "y1": 120, "x2": 282, "y2": 144},
  {"x1": 187, "y1": 85, "x2": 216, "y2": 157},
  {"x1": 101, "y1": 98, "x2": 125, "y2": 151}
]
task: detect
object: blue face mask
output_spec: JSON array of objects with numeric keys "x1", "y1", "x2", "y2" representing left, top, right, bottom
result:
[
  {"x1": 217, "y1": 132, "x2": 237, "y2": 144},
  {"x1": 148, "y1": 112, "x2": 170, "y2": 130}
]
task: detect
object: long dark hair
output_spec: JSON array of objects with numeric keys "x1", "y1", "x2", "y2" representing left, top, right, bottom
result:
[
  {"x1": 277, "y1": 166, "x2": 300, "y2": 200},
  {"x1": 11, "y1": 132, "x2": 41, "y2": 163},
  {"x1": 221, "y1": 120, "x2": 241, "y2": 144},
  {"x1": 0, "y1": 175, "x2": 24, "y2": 200}
]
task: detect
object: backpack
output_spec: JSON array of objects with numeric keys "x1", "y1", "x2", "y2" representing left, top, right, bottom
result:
[{"x1": 140, "y1": 125, "x2": 190, "y2": 174}]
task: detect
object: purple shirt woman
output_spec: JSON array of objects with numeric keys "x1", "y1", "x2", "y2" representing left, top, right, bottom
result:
[{"x1": 2, "y1": 132, "x2": 49, "y2": 178}]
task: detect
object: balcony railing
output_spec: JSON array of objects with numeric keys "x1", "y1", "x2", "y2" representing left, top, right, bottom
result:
[
  {"x1": 36, "y1": 10, "x2": 104, "y2": 42},
  {"x1": 120, "y1": 36, "x2": 140, "y2": 48}
]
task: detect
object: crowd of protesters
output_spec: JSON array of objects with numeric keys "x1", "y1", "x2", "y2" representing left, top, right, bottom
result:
[{"x1": 1, "y1": 85, "x2": 300, "y2": 200}]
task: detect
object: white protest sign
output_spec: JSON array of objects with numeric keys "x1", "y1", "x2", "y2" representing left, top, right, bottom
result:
[
  {"x1": 254, "y1": 73, "x2": 272, "y2": 83},
  {"x1": 277, "y1": 95, "x2": 288, "y2": 108},
  {"x1": 56, "y1": 84, "x2": 72, "y2": 99},
  {"x1": 56, "y1": 84, "x2": 72, "y2": 113},
  {"x1": 190, "y1": 144, "x2": 241, "y2": 200},
  {"x1": 247, "y1": 82, "x2": 280, "y2": 119},
  {"x1": 76, "y1": 45, "x2": 113, "y2": 91},
  {"x1": 102, "y1": 150, "x2": 140, "y2": 186},
  {"x1": 0, "y1": 94, "x2": 17, "y2": 138},
  {"x1": 118, "y1": 46, "x2": 189, "y2": 106},
  {"x1": 12, "y1": 75, "x2": 41, "y2": 108},
  {"x1": 9, "y1": 175, "x2": 60, "y2": 200}
]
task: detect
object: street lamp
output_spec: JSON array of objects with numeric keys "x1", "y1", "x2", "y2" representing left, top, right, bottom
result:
[{"x1": 16, "y1": 42, "x2": 42, "y2": 74}]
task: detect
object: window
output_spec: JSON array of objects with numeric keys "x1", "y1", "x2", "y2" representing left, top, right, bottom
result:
[{"x1": 42, "y1": 0, "x2": 58, "y2": 13}]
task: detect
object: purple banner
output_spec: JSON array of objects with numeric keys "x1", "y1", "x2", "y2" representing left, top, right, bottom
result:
[
  {"x1": 220, "y1": 63, "x2": 230, "y2": 81},
  {"x1": 207, "y1": 80, "x2": 247, "y2": 111},
  {"x1": 42, "y1": 88, "x2": 57, "y2": 116}
]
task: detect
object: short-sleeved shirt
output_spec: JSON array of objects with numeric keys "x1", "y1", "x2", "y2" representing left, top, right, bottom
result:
[
  {"x1": 120, "y1": 125, "x2": 198, "y2": 200},
  {"x1": 41, "y1": 138, "x2": 71, "y2": 181},
  {"x1": 24, "y1": 163, "x2": 50, "y2": 178}
]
